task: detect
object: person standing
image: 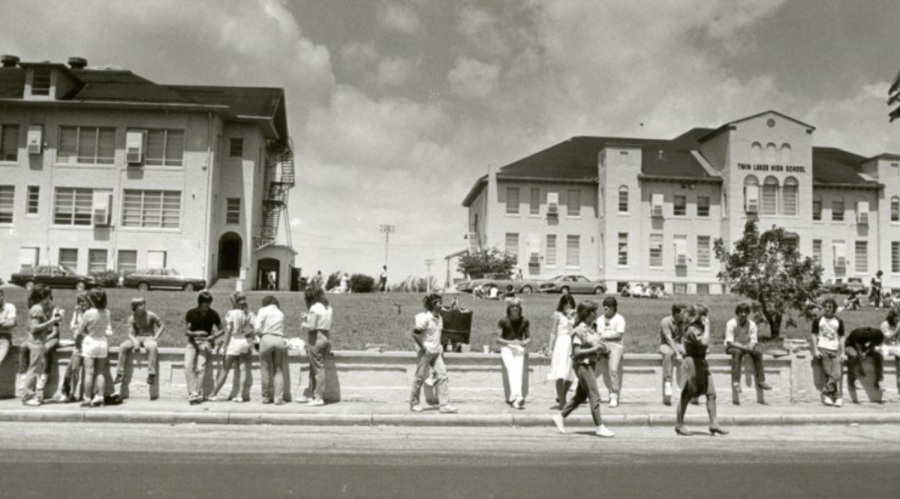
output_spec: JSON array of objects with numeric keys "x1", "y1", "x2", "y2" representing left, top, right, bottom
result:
[
  {"x1": 299, "y1": 286, "x2": 333, "y2": 406},
  {"x1": 496, "y1": 298, "x2": 530, "y2": 409},
  {"x1": 724, "y1": 303, "x2": 772, "y2": 397},
  {"x1": 77, "y1": 289, "x2": 112, "y2": 408},
  {"x1": 56, "y1": 292, "x2": 89, "y2": 402},
  {"x1": 409, "y1": 293, "x2": 457, "y2": 414},
  {"x1": 870, "y1": 270, "x2": 884, "y2": 308},
  {"x1": 210, "y1": 292, "x2": 255, "y2": 403},
  {"x1": 22, "y1": 287, "x2": 61, "y2": 406},
  {"x1": 675, "y1": 304, "x2": 728, "y2": 436},
  {"x1": 379, "y1": 266, "x2": 388, "y2": 292},
  {"x1": 596, "y1": 296, "x2": 625, "y2": 408},
  {"x1": 0, "y1": 290, "x2": 16, "y2": 381},
  {"x1": 845, "y1": 327, "x2": 885, "y2": 394},
  {"x1": 255, "y1": 295, "x2": 287, "y2": 405},
  {"x1": 114, "y1": 297, "x2": 164, "y2": 389},
  {"x1": 546, "y1": 294, "x2": 576, "y2": 408},
  {"x1": 551, "y1": 300, "x2": 615, "y2": 438},
  {"x1": 659, "y1": 303, "x2": 688, "y2": 403},
  {"x1": 880, "y1": 309, "x2": 900, "y2": 388},
  {"x1": 184, "y1": 291, "x2": 222, "y2": 405},
  {"x1": 810, "y1": 298, "x2": 846, "y2": 407}
]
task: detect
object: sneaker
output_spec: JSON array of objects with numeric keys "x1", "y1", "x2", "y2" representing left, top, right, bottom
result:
[
  {"x1": 231, "y1": 397, "x2": 246, "y2": 403},
  {"x1": 24, "y1": 398, "x2": 41, "y2": 407},
  {"x1": 513, "y1": 397, "x2": 525, "y2": 410},
  {"x1": 307, "y1": 398, "x2": 325, "y2": 407},
  {"x1": 439, "y1": 405, "x2": 458, "y2": 414},
  {"x1": 551, "y1": 414, "x2": 566, "y2": 434},
  {"x1": 757, "y1": 382, "x2": 772, "y2": 391},
  {"x1": 822, "y1": 395, "x2": 834, "y2": 406},
  {"x1": 295, "y1": 396, "x2": 311, "y2": 404},
  {"x1": 834, "y1": 398, "x2": 843, "y2": 407},
  {"x1": 732, "y1": 382, "x2": 742, "y2": 393},
  {"x1": 90, "y1": 396, "x2": 104, "y2": 407},
  {"x1": 596, "y1": 425, "x2": 615, "y2": 438},
  {"x1": 410, "y1": 404, "x2": 424, "y2": 413},
  {"x1": 189, "y1": 394, "x2": 203, "y2": 405},
  {"x1": 663, "y1": 381, "x2": 673, "y2": 397},
  {"x1": 209, "y1": 395, "x2": 226, "y2": 402},
  {"x1": 114, "y1": 373, "x2": 125, "y2": 385},
  {"x1": 609, "y1": 395, "x2": 618, "y2": 408},
  {"x1": 274, "y1": 398, "x2": 286, "y2": 406},
  {"x1": 851, "y1": 379, "x2": 863, "y2": 390},
  {"x1": 147, "y1": 374, "x2": 156, "y2": 386}
]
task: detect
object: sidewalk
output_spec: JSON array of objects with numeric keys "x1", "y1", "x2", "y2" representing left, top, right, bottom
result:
[{"x1": 2, "y1": 397, "x2": 899, "y2": 427}]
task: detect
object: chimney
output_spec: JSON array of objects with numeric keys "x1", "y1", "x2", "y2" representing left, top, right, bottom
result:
[
  {"x1": 68, "y1": 57, "x2": 87, "y2": 70},
  {"x1": 1, "y1": 55, "x2": 20, "y2": 68}
]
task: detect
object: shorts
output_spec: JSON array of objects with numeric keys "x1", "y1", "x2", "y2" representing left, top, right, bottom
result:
[
  {"x1": 81, "y1": 335, "x2": 108, "y2": 359},
  {"x1": 226, "y1": 337, "x2": 251, "y2": 356}
]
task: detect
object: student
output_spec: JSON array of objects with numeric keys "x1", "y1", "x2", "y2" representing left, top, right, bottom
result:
[
  {"x1": 0, "y1": 290, "x2": 16, "y2": 383},
  {"x1": 870, "y1": 270, "x2": 884, "y2": 308},
  {"x1": 22, "y1": 287, "x2": 61, "y2": 406},
  {"x1": 724, "y1": 303, "x2": 772, "y2": 395},
  {"x1": 880, "y1": 309, "x2": 900, "y2": 386},
  {"x1": 551, "y1": 300, "x2": 615, "y2": 438},
  {"x1": 596, "y1": 296, "x2": 625, "y2": 408},
  {"x1": 845, "y1": 327, "x2": 885, "y2": 393},
  {"x1": 546, "y1": 294, "x2": 576, "y2": 408},
  {"x1": 56, "y1": 292, "x2": 90, "y2": 403},
  {"x1": 379, "y1": 266, "x2": 388, "y2": 292},
  {"x1": 184, "y1": 291, "x2": 222, "y2": 405},
  {"x1": 114, "y1": 297, "x2": 164, "y2": 389},
  {"x1": 844, "y1": 291, "x2": 861, "y2": 311},
  {"x1": 675, "y1": 304, "x2": 728, "y2": 436},
  {"x1": 496, "y1": 298, "x2": 530, "y2": 409},
  {"x1": 409, "y1": 293, "x2": 457, "y2": 414},
  {"x1": 255, "y1": 295, "x2": 287, "y2": 405},
  {"x1": 810, "y1": 298, "x2": 846, "y2": 407},
  {"x1": 210, "y1": 292, "x2": 255, "y2": 403},
  {"x1": 299, "y1": 286, "x2": 332, "y2": 406},
  {"x1": 502, "y1": 285, "x2": 516, "y2": 301},
  {"x1": 77, "y1": 289, "x2": 112, "y2": 408},
  {"x1": 659, "y1": 303, "x2": 688, "y2": 403}
]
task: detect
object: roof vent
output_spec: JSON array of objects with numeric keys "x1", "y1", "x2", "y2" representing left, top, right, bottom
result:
[
  {"x1": 68, "y1": 57, "x2": 88, "y2": 69},
  {"x1": 1, "y1": 54, "x2": 20, "y2": 68}
]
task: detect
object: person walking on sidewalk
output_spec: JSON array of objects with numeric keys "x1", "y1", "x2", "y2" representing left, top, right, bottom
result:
[
  {"x1": 409, "y1": 293, "x2": 457, "y2": 414},
  {"x1": 595, "y1": 296, "x2": 625, "y2": 409},
  {"x1": 184, "y1": 291, "x2": 222, "y2": 405},
  {"x1": 255, "y1": 295, "x2": 288, "y2": 405},
  {"x1": 551, "y1": 300, "x2": 615, "y2": 438},
  {"x1": 114, "y1": 297, "x2": 165, "y2": 390},
  {"x1": 725, "y1": 303, "x2": 772, "y2": 397},
  {"x1": 496, "y1": 298, "x2": 530, "y2": 409},
  {"x1": 0, "y1": 290, "x2": 16, "y2": 392},
  {"x1": 56, "y1": 292, "x2": 89, "y2": 402},
  {"x1": 21, "y1": 287, "x2": 62, "y2": 406},
  {"x1": 675, "y1": 304, "x2": 728, "y2": 436},
  {"x1": 298, "y1": 286, "x2": 333, "y2": 406},
  {"x1": 659, "y1": 303, "x2": 688, "y2": 404},
  {"x1": 845, "y1": 327, "x2": 885, "y2": 394},
  {"x1": 546, "y1": 294, "x2": 576, "y2": 409},
  {"x1": 810, "y1": 298, "x2": 846, "y2": 407},
  {"x1": 210, "y1": 292, "x2": 255, "y2": 403},
  {"x1": 77, "y1": 289, "x2": 112, "y2": 408}
]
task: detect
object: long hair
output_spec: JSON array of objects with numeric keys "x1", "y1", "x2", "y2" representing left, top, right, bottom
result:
[
  {"x1": 28, "y1": 284, "x2": 50, "y2": 308},
  {"x1": 685, "y1": 303, "x2": 708, "y2": 330},
  {"x1": 506, "y1": 298, "x2": 523, "y2": 318},
  {"x1": 304, "y1": 286, "x2": 329, "y2": 309},
  {"x1": 886, "y1": 308, "x2": 900, "y2": 328},
  {"x1": 556, "y1": 294, "x2": 575, "y2": 313},
  {"x1": 574, "y1": 300, "x2": 599, "y2": 327},
  {"x1": 88, "y1": 289, "x2": 108, "y2": 310}
]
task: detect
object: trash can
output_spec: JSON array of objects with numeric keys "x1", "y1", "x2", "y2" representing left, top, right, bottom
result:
[{"x1": 440, "y1": 308, "x2": 472, "y2": 353}]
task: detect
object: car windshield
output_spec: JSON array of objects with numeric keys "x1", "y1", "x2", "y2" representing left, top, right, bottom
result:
[
  {"x1": 60, "y1": 265, "x2": 76, "y2": 274},
  {"x1": 167, "y1": 269, "x2": 181, "y2": 276}
]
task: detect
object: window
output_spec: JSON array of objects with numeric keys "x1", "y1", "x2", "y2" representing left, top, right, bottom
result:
[
  {"x1": 833, "y1": 240, "x2": 847, "y2": 269},
  {"x1": 618, "y1": 186, "x2": 628, "y2": 213},
  {"x1": 651, "y1": 193, "x2": 664, "y2": 217},
  {"x1": 31, "y1": 68, "x2": 51, "y2": 96},
  {"x1": 780, "y1": 143, "x2": 792, "y2": 163},
  {"x1": 226, "y1": 198, "x2": 241, "y2": 224},
  {"x1": 697, "y1": 236, "x2": 710, "y2": 269},
  {"x1": 765, "y1": 142, "x2": 777, "y2": 162},
  {"x1": 855, "y1": 241, "x2": 868, "y2": 273},
  {"x1": 59, "y1": 248, "x2": 78, "y2": 270},
  {"x1": 529, "y1": 188, "x2": 540, "y2": 215},
  {"x1": 762, "y1": 176, "x2": 778, "y2": 215},
  {"x1": 58, "y1": 126, "x2": 115, "y2": 165},
  {"x1": 673, "y1": 195, "x2": 686, "y2": 216},
  {"x1": 27, "y1": 186, "x2": 39, "y2": 215},
  {"x1": 506, "y1": 187, "x2": 519, "y2": 214},
  {"x1": 892, "y1": 197, "x2": 900, "y2": 222},
  {"x1": 813, "y1": 239, "x2": 822, "y2": 264},
  {"x1": 145, "y1": 129, "x2": 185, "y2": 166},
  {"x1": 744, "y1": 176, "x2": 759, "y2": 213},
  {"x1": 229, "y1": 138, "x2": 243, "y2": 157},
  {"x1": 832, "y1": 197, "x2": 844, "y2": 222},
  {"x1": 0, "y1": 124, "x2": 18, "y2": 161},
  {"x1": 751, "y1": 142, "x2": 762, "y2": 162},
  {"x1": 697, "y1": 196, "x2": 710, "y2": 217},
  {"x1": 567, "y1": 189, "x2": 580, "y2": 217},
  {"x1": 545, "y1": 235, "x2": 557, "y2": 266},
  {"x1": 649, "y1": 234, "x2": 663, "y2": 267},
  {"x1": 122, "y1": 190, "x2": 182, "y2": 228},
  {"x1": 0, "y1": 186, "x2": 13, "y2": 223},
  {"x1": 505, "y1": 233, "x2": 519, "y2": 256},
  {"x1": 782, "y1": 177, "x2": 798, "y2": 216},
  {"x1": 53, "y1": 187, "x2": 92, "y2": 225},
  {"x1": 813, "y1": 195, "x2": 822, "y2": 221},
  {"x1": 617, "y1": 233, "x2": 628, "y2": 266},
  {"x1": 88, "y1": 249, "x2": 107, "y2": 274},
  {"x1": 893, "y1": 242, "x2": 900, "y2": 274},
  {"x1": 147, "y1": 250, "x2": 167, "y2": 268},
  {"x1": 117, "y1": 250, "x2": 137, "y2": 274},
  {"x1": 566, "y1": 235, "x2": 580, "y2": 267}
]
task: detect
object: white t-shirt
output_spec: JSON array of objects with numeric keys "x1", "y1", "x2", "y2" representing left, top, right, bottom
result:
[
  {"x1": 254, "y1": 305, "x2": 285, "y2": 336},
  {"x1": 595, "y1": 313, "x2": 625, "y2": 343},
  {"x1": 724, "y1": 318, "x2": 758, "y2": 347},
  {"x1": 0, "y1": 302, "x2": 16, "y2": 335},
  {"x1": 225, "y1": 309, "x2": 255, "y2": 339},
  {"x1": 414, "y1": 311, "x2": 442, "y2": 353},
  {"x1": 305, "y1": 302, "x2": 333, "y2": 331},
  {"x1": 79, "y1": 308, "x2": 112, "y2": 341},
  {"x1": 813, "y1": 315, "x2": 844, "y2": 352}
]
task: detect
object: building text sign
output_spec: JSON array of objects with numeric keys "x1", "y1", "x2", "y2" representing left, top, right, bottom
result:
[{"x1": 737, "y1": 163, "x2": 806, "y2": 173}]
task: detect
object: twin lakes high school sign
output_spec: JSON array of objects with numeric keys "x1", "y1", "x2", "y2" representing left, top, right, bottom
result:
[{"x1": 737, "y1": 163, "x2": 807, "y2": 173}]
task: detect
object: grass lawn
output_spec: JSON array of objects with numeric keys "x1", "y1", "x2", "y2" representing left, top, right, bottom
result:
[{"x1": 1, "y1": 287, "x2": 891, "y2": 354}]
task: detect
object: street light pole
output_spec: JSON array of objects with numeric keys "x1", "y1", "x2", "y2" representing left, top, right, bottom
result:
[
  {"x1": 425, "y1": 258, "x2": 435, "y2": 292},
  {"x1": 379, "y1": 224, "x2": 395, "y2": 270}
]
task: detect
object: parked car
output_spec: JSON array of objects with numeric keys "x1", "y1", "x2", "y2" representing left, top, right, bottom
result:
[
  {"x1": 822, "y1": 278, "x2": 867, "y2": 295},
  {"x1": 9, "y1": 265, "x2": 99, "y2": 291},
  {"x1": 456, "y1": 273, "x2": 544, "y2": 294},
  {"x1": 123, "y1": 268, "x2": 207, "y2": 292},
  {"x1": 538, "y1": 275, "x2": 607, "y2": 295}
]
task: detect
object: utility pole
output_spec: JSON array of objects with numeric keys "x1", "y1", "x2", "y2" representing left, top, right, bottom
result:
[
  {"x1": 425, "y1": 258, "x2": 435, "y2": 292},
  {"x1": 379, "y1": 224, "x2": 395, "y2": 269}
]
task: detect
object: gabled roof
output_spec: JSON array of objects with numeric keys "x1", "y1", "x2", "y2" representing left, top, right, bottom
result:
[
  {"x1": 812, "y1": 147, "x2": 881, "y2": 188},
  {"x1": 698, "y1": 110, "x2": 816, "y2": 143}
]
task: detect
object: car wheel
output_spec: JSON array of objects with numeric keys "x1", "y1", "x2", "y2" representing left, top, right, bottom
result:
[
  {"x1": 138, "y1": 282, "x2": 150, "y2": 292},
  {"x1": 183, "y1": 283, "x2": 196, "y2": 292},
  {"x1": 75, "y1": 281, "x2": 86, "y2": 291},
  {"x1": 561, "y1": 286, "x2": 570, "y2": 294},
  {"x1": 594, "y1": 286, "x2": 605, "y2": 295},
  {"x1": 24, "y1": 280, "x2": 35, "y2": 291},
  {"x1": 521, "y1": 285, "x2": 533, "y2": 294}
]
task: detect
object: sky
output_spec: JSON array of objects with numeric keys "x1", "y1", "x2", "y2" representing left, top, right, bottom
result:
[{"x1": 2, "y1": 0, "x2": 900, "y2": 285}]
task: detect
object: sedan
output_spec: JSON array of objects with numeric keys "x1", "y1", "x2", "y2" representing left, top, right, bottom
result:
[
  {"x1": 456, "y1": 273, "x2": 544, "y2": 294},
  {"x1": 123, "y1": 268, "x2": 207, "y2": 292},
  {"x1": 9, "y1": 265, "x2": 98, "y2": 291},
  {"x1": 538, "y1": 275, "x2": 606, "y2": 295}
]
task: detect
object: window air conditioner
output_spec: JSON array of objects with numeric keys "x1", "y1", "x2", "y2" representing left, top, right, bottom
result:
[
  {"x1": 126, "y1": 131, "x2": 144, "y2": 165},
  {"x1": 529, "y1": 251, "x2": 540, "y2": 265},
  {"x1": 92, "y1": 207, "x2": 109, "y2": 226},
  {"x1": 652, "y1": 205, "x2": 663, "y2": 217},
  {"x1": 27, "y1": 126, "x2": 42, "y2": 155},
  {"x1": 858, "y1": 212, "x2": 868, "y2": 225},
  {"x1": 675, "y1": 254, "x2": 687, "y2": 267},
  {"x1": 547, "y1": 203, "x2": 558, "y2": 216},
  {"x1": 835, "y1": 257, "x2": 846, "y2": 268}
]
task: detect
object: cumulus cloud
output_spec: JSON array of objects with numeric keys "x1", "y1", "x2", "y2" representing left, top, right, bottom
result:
[
  {"x1": 448, "y1": 56, "x2": 500, "y2": 99},
  {"x1": 376, "y1": 55, "x2": 421, "y2": 87},
  {"x1": 339, "y1": 40, "x2": 379, "y2": 69},
  {"x1": 378, "y1": 2, "x2": 422, "y2": 35},
  {"x1": 458, "y1": 4, "x2": 511, "y2": 57}
]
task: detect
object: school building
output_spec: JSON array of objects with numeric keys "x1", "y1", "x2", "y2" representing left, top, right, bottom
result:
[
  {"x1": 462, "y1": 110, "x2": 900, "y2": 294},
  {"x1": 0, "y1": 55, "x2": 297, "y2": 290}
]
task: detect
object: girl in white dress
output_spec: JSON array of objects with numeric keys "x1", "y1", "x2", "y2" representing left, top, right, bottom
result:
[{"x1": 547, "y1": 294, "x2": 576, "y2": 408}]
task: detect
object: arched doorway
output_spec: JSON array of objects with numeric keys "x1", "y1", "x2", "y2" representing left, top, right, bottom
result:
[
  {"x1": 257, "y1": 257, "x2": 280, "y2": 290},
  {"x1": 218, "y1": 232, "x2": 242, "y2": 278}
]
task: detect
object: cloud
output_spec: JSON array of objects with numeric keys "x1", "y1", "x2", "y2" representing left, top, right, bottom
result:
[
  {"x1": 458, "y1": 4, "x2": 511, "y2": 57},
  {"x1": 376, "y1": 55, "x2": 421, "y2": 87},
  {"x1": 339, "y1": 40, "x2": 379, "y2": 69},
  {"x1": 805, "y1": 83, "x2": 900, "y2": 156},
  {"x1": 378, "y1": 2, "x2": 422, "y2": 35},
  {"x1": 448, "y1": 56, "x2": 500, "y2": 99}
]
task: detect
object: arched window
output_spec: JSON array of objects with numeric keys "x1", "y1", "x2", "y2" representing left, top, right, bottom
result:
[
  {"x1": 618, "y1": 186, "x2": 628, "y2": 213},
  {"x1": 780, "y1": 143, "x2": 792, "y2": 163},
  {"x1": 765, "y1": 143, "x2": 777, "y2": 162},
  {"x1": 762, "y1": 176, "x2": 779, "y2": 215},
  {"x1": 782, "y1": 177, "x2": 798, "y2": 216},
  {"x1": 751, "y1": 142, "x2": 762, "y2": 162},
  {"x1": 744, "y1": 175, "x2": 759, "y2": 213},
  {"x1": 813, "y1": 194, "x2": 822, "y2": 221},
  {"x1": 892, "y1": 196, "x2": 900, "y2": 222},
  {"x1": 832, "y1": 196, "x2": 844, "y2": 222}
]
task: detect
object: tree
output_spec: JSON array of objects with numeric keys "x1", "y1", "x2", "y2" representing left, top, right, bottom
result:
[
  {"x1": 889, "y1": 68, "x2": 900, "y2": 122},
  {"x1": 457, "y1": 248, "x2": 517, "y2": 279},
  {"x1": 713, "y1": 220, "x2": 823, "y2": 339}
]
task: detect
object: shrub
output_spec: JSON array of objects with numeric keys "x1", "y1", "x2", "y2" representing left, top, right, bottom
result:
[
  {"x1": 350, "y1": 273, "x2": 376, "y2": 293},
  {"x1": 325, "y1": 271, "x2": 341, "y2": 291},
  {"x1": 91, "y1": 270, "x2": 121, "y2": 288}
]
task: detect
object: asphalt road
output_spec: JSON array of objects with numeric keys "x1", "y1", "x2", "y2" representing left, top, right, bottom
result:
[{"x1": 1, "y1": 423, "x2": 899, "y2": 498}]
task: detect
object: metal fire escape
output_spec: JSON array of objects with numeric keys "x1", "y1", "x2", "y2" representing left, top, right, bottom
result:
[{"x1": 254, "y1": 138, "x2": 295, "y2": 249}]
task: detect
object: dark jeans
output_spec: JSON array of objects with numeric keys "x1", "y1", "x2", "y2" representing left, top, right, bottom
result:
[
  {"x1": 726, "y1": 344, "x2": 766, "y2": 385},
  {"x1": 846, "y1": 346, "x2": 883, "y2": 383},
  {"x1": 561, "y1": 363, "x2": 602, "y2": 426},
  {"x1": 307, "y1": 331, "x2": 330, "y2": 401}
]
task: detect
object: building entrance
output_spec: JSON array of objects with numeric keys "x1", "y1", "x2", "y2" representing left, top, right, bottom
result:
[{"x1": 218, "y1": 233, "x2": 242, "y2": 278}]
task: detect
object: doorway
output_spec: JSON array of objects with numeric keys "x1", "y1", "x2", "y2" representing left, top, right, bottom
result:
[{"x1": 218, "y1": 232, "x2": 242, "y2": 278}]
